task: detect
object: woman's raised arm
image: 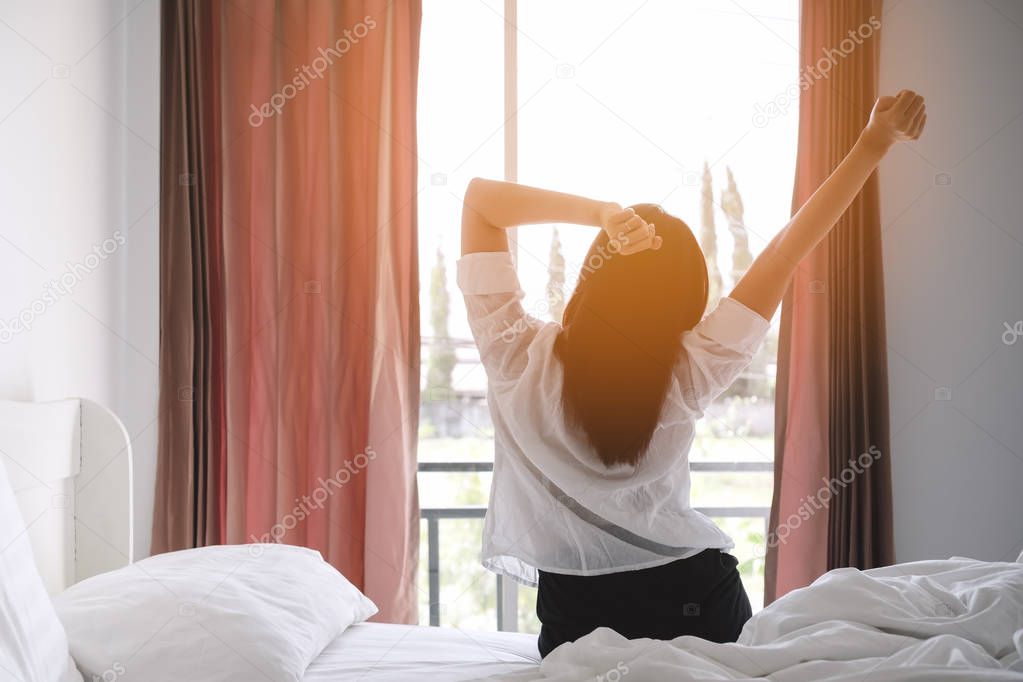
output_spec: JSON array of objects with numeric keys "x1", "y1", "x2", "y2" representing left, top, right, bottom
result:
[{"x1": 730, "y1": 90, "x2": 927, "y2": 320}]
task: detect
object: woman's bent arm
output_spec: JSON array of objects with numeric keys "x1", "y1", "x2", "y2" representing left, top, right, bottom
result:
[
  {"x1": 461, "y1": 178, "x2": 608, "y2": 255},
  {"x1": 460, "y1": 178, "x2": 660, "y2": 256}
]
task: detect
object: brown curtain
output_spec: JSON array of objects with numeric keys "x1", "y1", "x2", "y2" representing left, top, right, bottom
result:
[
  {"x1": 154, "y1": 0, "x2": 422, "y2": 623},
  {"x1": 766, "y1": 0, "x2": 894, "y2": 603}
]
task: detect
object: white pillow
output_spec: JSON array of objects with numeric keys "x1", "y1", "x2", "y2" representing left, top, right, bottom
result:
[
  {"x1": 0, "y1": 457, "x2": 82, "y2": 682},
  {"x1": 55, "y1": 544, "x2": 377, "y2": 682}
]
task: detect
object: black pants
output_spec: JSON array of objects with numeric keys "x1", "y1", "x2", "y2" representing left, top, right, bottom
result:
[{"x1": 536, "y1": 549, "x2": 752, "y2": 658}]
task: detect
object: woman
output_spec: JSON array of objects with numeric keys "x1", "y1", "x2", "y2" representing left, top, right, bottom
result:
[{"x1": 458, "y1": 91, "x2": 926, "y2": 657}]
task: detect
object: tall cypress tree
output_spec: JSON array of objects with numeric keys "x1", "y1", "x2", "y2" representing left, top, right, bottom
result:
[
  {"x1": 721, "y1": 166, "x2": 753, "y2": 286},
  {"x1": 700, "y1": 161, "x2": 723, "y2": 308},
  {"x1": 547, "y1": 227, "x2": 566, "y2": 322},
  {"x1": 426, "y1": 247, "x2": 455, "y2": 401}
]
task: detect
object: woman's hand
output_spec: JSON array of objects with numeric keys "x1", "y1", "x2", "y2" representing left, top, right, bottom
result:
[
  {"x1": 862, "y1": 90, "x2": 927, "y2": 152},
  {"x1": 599, "y1": 203, "x2": 662, "y2": 255}
]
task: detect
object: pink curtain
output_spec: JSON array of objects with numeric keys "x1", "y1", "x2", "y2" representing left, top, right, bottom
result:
[
  {"x1": 766, "y1": 0, "x2": 894, "y2": 603},
  {"x1": 154, "y1": 0, "x2": 422, "y2": 623}
]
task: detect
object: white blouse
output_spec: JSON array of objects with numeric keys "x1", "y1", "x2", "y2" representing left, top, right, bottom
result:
[{"x1": 457, "y1": 251, "x2": 770, "y2": 587}]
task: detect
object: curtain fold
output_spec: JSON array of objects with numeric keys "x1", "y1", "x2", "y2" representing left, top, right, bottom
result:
[
  {"x1": 766, "y1": 0, "x2": 894, "y2": 604},
  {"x1": 155, "y1": 0, "x2": 227, "y2": 552},
  {"x1": 154, "y1": 0, "x2": 422, "y2": 623}
]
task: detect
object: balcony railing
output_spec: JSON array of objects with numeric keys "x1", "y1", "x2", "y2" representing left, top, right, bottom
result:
[{"x1": 418, "y1": 460, "x2": 772, "y2": 631}]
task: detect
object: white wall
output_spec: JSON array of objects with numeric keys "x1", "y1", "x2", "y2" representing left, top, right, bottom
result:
[
  {"x1": 0, "y1": 0, "x2": 160, "y2": 557},
  {"x1": 879, "y1": 0, "x2": 1023, "y2": 563}
]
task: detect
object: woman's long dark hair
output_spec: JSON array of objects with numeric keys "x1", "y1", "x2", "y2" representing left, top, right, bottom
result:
[{"x1": 554, "y1": 204, "x2": 708, "y2": 467}]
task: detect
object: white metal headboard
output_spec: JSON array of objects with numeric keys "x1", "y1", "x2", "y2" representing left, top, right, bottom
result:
[{"x1": 0, "y1": 398, "x2": 133, "y2": 595}]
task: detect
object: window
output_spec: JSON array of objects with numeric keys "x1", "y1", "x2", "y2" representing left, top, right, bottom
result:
[{"x1": 417, "y1": 0, "x2": 798, "y2": 631}]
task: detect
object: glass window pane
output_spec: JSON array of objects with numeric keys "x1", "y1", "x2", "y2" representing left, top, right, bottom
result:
[
  {"x1": 418, "y1": 0, "x2": 505, "y2": 407},
  {"x1": 417, "y1": 471, "x2": 492, "y2": 509},
  {"x1": 417, "y1": 0, "x2": 505, "y2": 630},
  {"x1": 692, "y1": 471, "x2": 773, "y2": 508},
  {"x1": 515, "y1": 0, "x2": 797, "y2": 612},
  {"x1": 418, "y1": 0, "x2": 798, "y2": 627},
  {"x1": 514, "y1": 0, "x2": 799, "y2": 324}
]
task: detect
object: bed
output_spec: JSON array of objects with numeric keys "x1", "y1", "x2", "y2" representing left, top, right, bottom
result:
[
  {"x1": 2, "y1": 398, "x2": 1021, "y2": 681},
  {"x1": 0, "y1": 397, "x2": 541, "y2": 682},
  {"x1": 303, "y1": 622, "x2": 539, "y2": 680}
]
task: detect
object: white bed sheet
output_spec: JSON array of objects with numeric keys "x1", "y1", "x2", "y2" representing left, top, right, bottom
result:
[
  {"x1": 302, "y1": 622, "x2": 540, "y2": 681},
  {"x1": 499, "y1": 557, "x2": 1023, "y2": 681}
]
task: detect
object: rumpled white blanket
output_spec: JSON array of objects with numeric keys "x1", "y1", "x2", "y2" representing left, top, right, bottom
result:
[{"x1": 496, "y1": 558, "x2": 1023, "y2": 681}]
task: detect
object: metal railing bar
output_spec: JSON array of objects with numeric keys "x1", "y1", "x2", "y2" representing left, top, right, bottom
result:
[
  {"x1": 498, "y1": 573, "x2": 518, "y2": 632},
  {"x1": 495, "y1": 574, "x2": 504, "y2": 631},
  {"x1": 691, "y1": 461, "x2": 774, "y2": 472},
  {"x1": 418, "y1": 462, "x2": 495, "y2": 473},
  {"x1": 421, "y1": 506, "x2": 769, "y2": 519},
  {"x1": 417, "y1": 461, "x2": 774, "y2": 474},
  {"x1": 420, "y1": 506, "x2": 487, "y2": 520},
  {"x1": 427, "y1": 516, "x2": 440, "y2": 627},
  {"x1": 695, "y1": 506, "x2": 771, "y2": 518}
]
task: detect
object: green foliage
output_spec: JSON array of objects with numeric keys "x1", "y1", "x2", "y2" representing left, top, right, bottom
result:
[
  {"x1": 700, "y1": 161, "x2": 724, "y2": 308},
  {"x1": 426, "y1": 247, "x2": 456, "y2": 400},
  {"x1": 721, "y1": 166, "x2": 754, "y2": 287}
]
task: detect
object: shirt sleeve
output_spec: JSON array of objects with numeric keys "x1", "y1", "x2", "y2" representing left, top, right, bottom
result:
[
  {"x1": 671, "y1": 296, "x2": 771, "y2": 416},
  {"x1": 456, "y1": 251, "x2": 544, "y2": 385}
]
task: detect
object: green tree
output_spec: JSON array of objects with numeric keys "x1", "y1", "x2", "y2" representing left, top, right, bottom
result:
[
  {"x1": 546, "y1": 228, "x2": 566, "y2": 322},
  {"x1": 721, "y1": 166, "x2": 753, "y2": 287},
  {"x1": 426, "y1": 247, "x2": 455, "y2": 401},
  {"x1": 700, "y1": 161, "x2": 724, "y2": 308},
  {"x1": 719, "y1": 167, "x2": 777, "y2": 402}
]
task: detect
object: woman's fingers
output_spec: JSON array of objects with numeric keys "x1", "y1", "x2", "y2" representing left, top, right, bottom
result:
[
  {"x1": 907, "y1": 106, "x2": 926, "y2": 137},
  {"x1": 898, "y1": 98, "x2": 925, "y2": 139},
  {"x1": 619, "y1": 222, "x2": 659, "y2": 255},
  {"x1": 606, "y1": 211, "x2": 661, "y2": 255},
  {"x1": 613, "y1": 218, "x2": 638, "y2": 245},
  {"x1": 623, "y1": 234, "x2": 652, "y2": 254},
  {"x1": 894, "y1": 89, "x2": 916, "y2": 115},
  {"x1": 623, "y1": 214, "x2": 646, "y2": 231},
  {"x1": 904, "y1": 96, "x2": 925, "y2": 123},
  {"x1": 604, "y1": 208, "x2": 635, "y2": 242},
  {"x1": 911, "y1": 113, "x2": 927, "y2": 140},
  {"x1": 613, "y1": 216, "x2": 644, "y2": 240}
]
